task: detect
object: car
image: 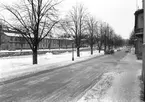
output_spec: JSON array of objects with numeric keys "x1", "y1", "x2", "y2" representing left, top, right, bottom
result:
[
  {"x1": 125, "y1": 48, "x2": 130, "y2": 53},
  {"x1": 110, "y1": 49, "x2": 114, "y2": 53},
  {"x1": 105, "y1": 49, "x2": 114, "y2": 54},
  {"x1": 125, "y1": 50, "x2": 129, "y2": 53},
  {"x1": 117, "y1": 49, "x2": 121, "y2": 51}
]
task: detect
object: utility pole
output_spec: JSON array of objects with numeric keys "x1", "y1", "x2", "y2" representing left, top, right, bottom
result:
[
  {"x1": 0, "y1": 25, "x2": 2, "y2": 50},
  {"x1": 142, "y1": 0, "x2": 145, "y2": 83},
  {"x1": 72, "y1": 42, "x2": 74, "y2": 61}
]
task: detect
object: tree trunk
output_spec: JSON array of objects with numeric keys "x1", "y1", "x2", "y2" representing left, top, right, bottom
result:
[
  {"x1": 21, "y1": 44, "x2": 23, "y2": 51},
  {"x1": 77, "y1": 47, "x2": 80, "y2": 57},
  {"x1": 99, "y1": 47, "x2": 101, "y2": 53},
  {"x1": 104, "y1": 35, "x2": 107, "y2": 52},
  {"x1": 104, "y1": 45, "x2": 106, "y2": 53},
  {"x1": 59, "y1": 40, "x2": 61, "y2": 49},
  {"x1": 91, "y1": 45, "x2": 93, "y2": 55},
  {"x1": 66, "y1": 44, "x2": 68, "y2": 49},
  {"x1": 108, "y1": 43, "x2": 111, "y2": 50},
  {"x1": 33, "y1": 49, "x2": 38, "y2": 64},
  {"x1": 65, "y1": 40, "x2": 68, "y2": 49}
]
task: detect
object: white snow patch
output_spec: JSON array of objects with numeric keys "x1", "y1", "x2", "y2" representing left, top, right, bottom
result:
[
  {"x1": 77, "y1": 72, "x2": 117, "y2": 102},
  {"x1": 100, "y1": 69, "x2": 141, "y2": 102},
  {"x1": 0, "y1": 50, "x2": 104, "y2": 79},
  {"x1": 78, "y1": 69, "x2": 141, "y2": 102}
]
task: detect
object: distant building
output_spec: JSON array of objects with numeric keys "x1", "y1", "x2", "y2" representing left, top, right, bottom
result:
[
  {"x1": 0, "y1": 25, "x2": 73, "y2": 50},
  {"x1": 134, "y1": 9, "x2": 143, "y2": 59}
]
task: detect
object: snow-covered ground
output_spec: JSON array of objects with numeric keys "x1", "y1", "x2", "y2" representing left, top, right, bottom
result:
[
  {"x1": 78, "y1": 72, "x2": 117, "y2": 102},
  {"x1": 0, "y1": 48, "x2": 141, "y2": 102},
  {"x1": 77, "y1": 49, "x2": 142, "y2": 102},
  {"x1": 0, "y1": 48, "x2": 67, "y2": 52},
  {"x1": 0, "y1": 47, "x2": 90, "y2": 53},
  {"x1": 0, "y1": 50, "x2": 104, "y2": 80},
  {"x1": 78, "y1": 70, "x2": 141, "y2": 102}
]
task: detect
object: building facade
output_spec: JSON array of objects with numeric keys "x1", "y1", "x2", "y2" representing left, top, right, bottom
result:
[
  {"x1": 134, "y1": 9, "x2": 143, "y2": 59},
  {"x1": 0, "y1": 26, "x2": 73, "y2": 50}
]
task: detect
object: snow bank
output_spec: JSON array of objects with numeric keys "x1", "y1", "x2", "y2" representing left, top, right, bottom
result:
[
  {"x1": 78, "y1": 72, "x2": 117, "y2": 102},
  {"x1": 0, "y1": 50, "x2": 104, "y2": 79},
  {"x1": 78, "y1": 51, "x2": 142, "y2": 102}
]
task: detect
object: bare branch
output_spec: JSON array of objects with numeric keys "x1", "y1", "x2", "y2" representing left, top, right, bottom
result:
[{"x1": 39, "y1": 21, "x2": 59, "y2": 42}]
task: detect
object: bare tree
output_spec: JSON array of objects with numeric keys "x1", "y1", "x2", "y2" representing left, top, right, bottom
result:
[
  {"x1": 76, "y1": 5, "x2": 87, "y2": 57},
  {"x1": 104, "y1": 24, "x2": 109, "y2": 52},
  {"x1": 113, "y1": 34, "x2": 124, "y2": 48},
  {"x1": 107, "y1": 26, "x2": 114, "y2": 50},
  {"x1": 102, "y1": 23, "x2": 125, "y2": 50},
  {"x1": 97, "y1": 22, "x2": 104, "y2": 53},
  {"x1": 97, "y1": 22, "x2": 113, "y2": 53},
  {"x1": 60, "y1": 4, "x2": 87, "y2": 57},
  {"x1": 86, "y1": 16, "x2": 98, "y2": 55},
  {"x1": 128, "y1": 30, "x2": 135, "y2": 46},
  {"x1": 2, "y1": 0, "x2": 61, "y2": 64},
  {"x1": 95, "y1": 21, "x2": 107, "y2": 53}
]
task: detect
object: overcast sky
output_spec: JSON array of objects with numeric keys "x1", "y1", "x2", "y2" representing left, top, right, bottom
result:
[{"x1": 0, "y1": 0, "x2": 143, "y2": 39}]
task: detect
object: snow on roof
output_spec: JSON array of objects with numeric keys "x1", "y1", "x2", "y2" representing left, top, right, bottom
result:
[
  {"x1": 4, "y1": 32, "x2": 22, "y2": 37},
  {"x1": 4, "y1": 32, "x2": 73, "y2": 40}
]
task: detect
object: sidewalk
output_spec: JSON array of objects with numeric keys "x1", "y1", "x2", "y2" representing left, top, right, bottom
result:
[
  {"x1": 78, "y1": 50, "x2": 142, "y2": 102},
  {"x1": 104, "y1": 52, "x2": 142, "y2": 102}
]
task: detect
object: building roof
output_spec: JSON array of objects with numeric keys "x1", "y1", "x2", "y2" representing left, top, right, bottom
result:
[
  {"x1": 4, "y1": 32, "x2": 73, "y2": 40},
  {"x1": 134, "y1": 9, "x2": 143, "y2": 15},
  {"x1": 4, "y1": 32, "x2": 22, "y2": 37}
]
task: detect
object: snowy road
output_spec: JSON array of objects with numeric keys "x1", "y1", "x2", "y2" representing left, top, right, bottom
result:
[{"x1": 0, "y1": 50, "x2": 127, "y2": 102}]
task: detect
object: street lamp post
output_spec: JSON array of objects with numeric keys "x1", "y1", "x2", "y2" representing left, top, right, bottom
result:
[
  {"x1": 142, "y1": 0, "x2": 145, "y2": 83},
  {"x1": 72, "y1": 42, "x2": 74, "y2": 61},
  {"x1": 0, "y1": 25, "x2": 2, "y2": 50}
]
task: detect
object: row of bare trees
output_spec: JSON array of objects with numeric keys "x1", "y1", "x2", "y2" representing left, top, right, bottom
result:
[
  {"x1": 59, "y1": 4, "x2": 125, "y2": 56},
  {"x1": 128, "y1": 30, "x2": 135, "y2": 46},
  {"x1": 1, "y1": 0, "x2": 125, "y2": 64}
]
